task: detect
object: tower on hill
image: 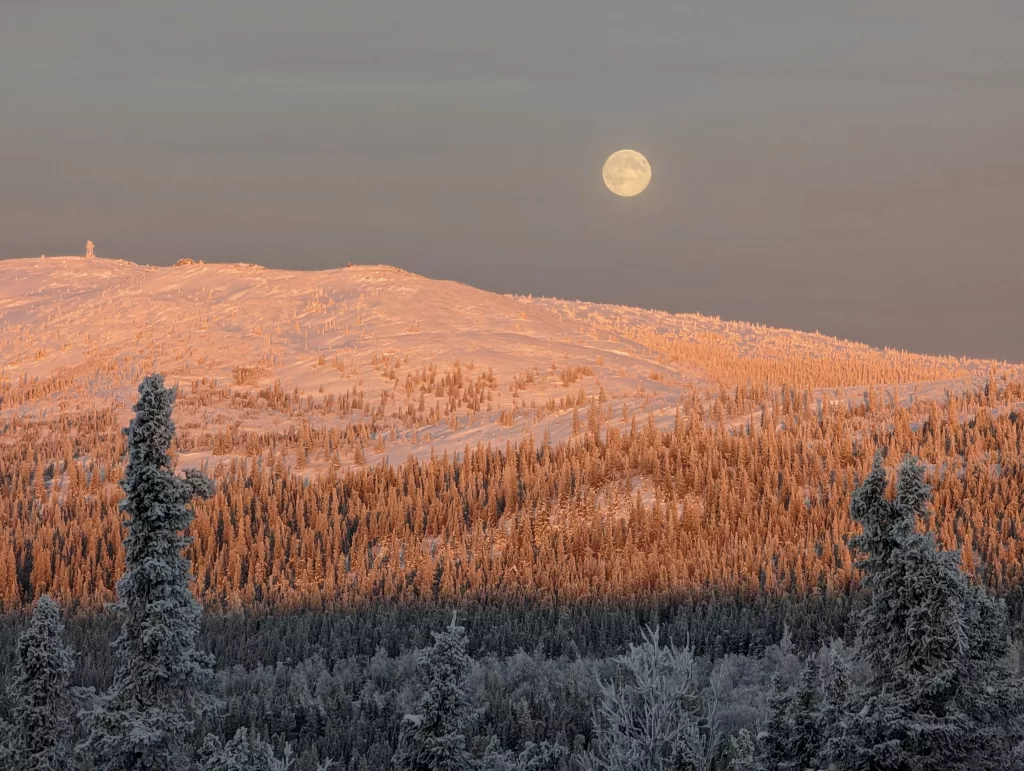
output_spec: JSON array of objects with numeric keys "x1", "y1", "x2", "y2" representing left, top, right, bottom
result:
[{"x1": 85, "y1": 240, "x2": 95, "y2": 259}]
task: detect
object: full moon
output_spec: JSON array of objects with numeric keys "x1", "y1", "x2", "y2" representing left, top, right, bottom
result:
[{"x1": 602, "y1": 149, "x2": 651, "y2": 197}]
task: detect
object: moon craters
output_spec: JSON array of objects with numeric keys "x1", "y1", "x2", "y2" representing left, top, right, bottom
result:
[{"x1": 602, "y1": 149, "x2": 651, "y2": 197}]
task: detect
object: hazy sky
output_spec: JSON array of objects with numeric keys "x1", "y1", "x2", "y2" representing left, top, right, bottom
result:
[{"x1": 3, "y1": 1, "x2": 1023, "y2": 360}]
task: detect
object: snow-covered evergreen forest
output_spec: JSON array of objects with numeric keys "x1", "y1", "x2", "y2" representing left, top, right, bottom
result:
[{"x1": 2, "y1": 375, "x2": 1023, "y2": 769}]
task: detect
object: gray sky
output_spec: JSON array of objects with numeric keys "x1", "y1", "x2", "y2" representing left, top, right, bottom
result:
[{"x1": 3, "y1": 1, "x2": 1023, "y2": 360}]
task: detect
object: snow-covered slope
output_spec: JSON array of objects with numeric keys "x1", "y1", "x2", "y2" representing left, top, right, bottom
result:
[{"x1": 1, "y1": 256, "x2": 1016, "y2": 468}]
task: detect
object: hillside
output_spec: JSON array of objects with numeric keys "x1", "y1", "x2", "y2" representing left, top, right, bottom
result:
[
  {"x1": 4, "y1": 256, "x2": 1024, "y2": 614},
  {"x1": 3, "y1": 255, "x2": 1019, "y2": 472}
]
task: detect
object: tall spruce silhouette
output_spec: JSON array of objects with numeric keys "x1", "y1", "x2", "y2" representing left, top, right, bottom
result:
[{"x1": 79, "y1": 374, "x2": 217, "y2": 771}]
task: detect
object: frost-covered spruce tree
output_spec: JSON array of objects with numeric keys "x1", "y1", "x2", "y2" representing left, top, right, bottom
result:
[
  {"x1": 393, "y1": 614, "x2": 475, "y2": 771},
  {"x1": 79, "y1": 374, "x2": 217, "y2": 771},
  {"x1": 582, "y1": 626, "x2": 721, "y2": 771},
  {"x1": 847, "y1": 454, "x2": 915, "y2": 691},
  {"x1": 200, "y1": 728, "x2": 280, "y2": 771},
  {"x1": 816, "y1": 642, "x2": 852, "y2": 770},
  {"x1": 756, "y1": 665, "x2": 822, "y2": 771},
  {"x1": 200, "y1": 727, "x2": 331, "y2": 771},
  {"x1": 844, "y1": 453, "x2": 1023, "y2": 770},
  {"x1": 482, "y1": 738, "x2": 567, "y2": 771},
  {"x1": 754, "y1": 674, "x2": 788, "y2": 770},
  {"x1": 724, "y1": 729, "x2": 759, "y2": 771},
  {"x1": 1, "y1": 595, "x2": 80, "y2": 771},
  {"x1": 785, "y1": 659, "x2": 822, "y2": 771},
  {"x1": 512, "y1": 741, "x2": 567, "y2": 771}
]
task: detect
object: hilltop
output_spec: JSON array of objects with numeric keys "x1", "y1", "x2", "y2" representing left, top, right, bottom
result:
[{"x1": 2, "y1": 256, "x2": 1020, "y2": 470}]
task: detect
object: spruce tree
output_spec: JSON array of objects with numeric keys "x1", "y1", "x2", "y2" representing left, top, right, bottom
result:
[
  {"x1": 816, "y1": 643, "x2": 852, "y2": 770},
  {"x1": 79, "y1": 374, "x2": 217, "y2": 771},
  {"x1": 393, "y1": 614, "x2": 475, "y2": 771},
  {"x1": 582, "y1": 626, "x2": 720, "y2": 771},
  {"x1": 724, "y1": 729, "x2": 759, "y2": 771},
  {"x1": 482, "y1": 739, "x2": 566, "y2": 771},
  {"x1": 200, "y1": 727, "x2": 332, "y2": 771},
  {"x1": 1, "y1": 594, "x2": 79, "y2": 771},
  {"x1": 786, "y1": 659, "x2": 822, "y2": 770},
  {"x1": 756, "y1": 666, "x2": 821, "y2": 771},
  {"x1": 200, "y1": 728, "x2": 281, "y2": 771},
  {"x1": 845, "y1": 453, "x2": 1024, "y2": 770},
  {"x1": 514, "y1": 741, "x2": 567, "y2": 771}
]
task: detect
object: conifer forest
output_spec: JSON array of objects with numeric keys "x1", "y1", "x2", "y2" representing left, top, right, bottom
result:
[{"x1": 3, "y1": 367, "x2": 1024, "y2": 770}]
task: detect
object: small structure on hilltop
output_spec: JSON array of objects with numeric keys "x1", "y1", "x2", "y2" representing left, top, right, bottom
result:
[{"x1": 85, "y1": 240, "x2": 95, "y2": 259}]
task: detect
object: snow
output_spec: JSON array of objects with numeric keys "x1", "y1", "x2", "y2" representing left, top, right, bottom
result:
[{"x1": 1, "y1": 256, "x2": 1017, "y2": 469}]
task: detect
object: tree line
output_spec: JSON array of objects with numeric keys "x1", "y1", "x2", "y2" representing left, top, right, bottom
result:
[{"x1": 4, "y1": 375, "x2": 1024, "y2": 615}]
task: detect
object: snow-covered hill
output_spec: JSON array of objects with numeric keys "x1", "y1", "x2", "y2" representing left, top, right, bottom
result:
[{"x1": 2, "y1": 256, "x2": 1017, "y2": 469}]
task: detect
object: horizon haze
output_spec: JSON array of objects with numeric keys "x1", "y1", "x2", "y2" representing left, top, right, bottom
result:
[{"x1": 2, "y1": 2, "x2": 1023, "y2": 361}]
